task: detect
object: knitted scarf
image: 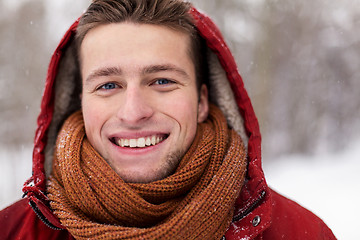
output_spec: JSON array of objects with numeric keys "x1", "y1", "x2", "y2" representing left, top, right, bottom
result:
[{"x1": 47, "y1": 105, "x2": 247, "y2": 240}]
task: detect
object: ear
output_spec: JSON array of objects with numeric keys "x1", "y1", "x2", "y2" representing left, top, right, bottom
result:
[{"x1": 197, "y1": 84, "x2": 209, "y2": 123}]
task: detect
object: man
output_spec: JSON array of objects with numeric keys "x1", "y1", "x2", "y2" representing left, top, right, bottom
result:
[{"x1": 0, "y1": 0, "x2": 336, "y2": 239}]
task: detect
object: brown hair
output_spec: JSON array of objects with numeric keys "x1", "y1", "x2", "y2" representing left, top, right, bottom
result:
[{"x1": 75, "y1": 0, "x2": 208, "y2": 92}]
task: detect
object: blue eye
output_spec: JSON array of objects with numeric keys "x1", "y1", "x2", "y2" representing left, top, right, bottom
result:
[
  {"x1": 100, "y1": 82, "x2": 117, "y2": 90},
  {"x1": 155, "y1": 79, "x2": 172, "y2": 85}
]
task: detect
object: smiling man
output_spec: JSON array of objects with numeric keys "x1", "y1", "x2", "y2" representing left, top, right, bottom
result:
[{"x1": 0, "y1": 0, "x2": 336, "y2": 239}]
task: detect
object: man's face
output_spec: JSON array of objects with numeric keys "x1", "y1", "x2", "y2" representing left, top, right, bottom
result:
[{"x1": 80, "y1": 23, "x2": 209, "y2": 183}]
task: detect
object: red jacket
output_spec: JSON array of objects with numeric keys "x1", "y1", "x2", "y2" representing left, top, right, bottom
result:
[{"x1": 0, "y1": 7, "x2": 336, "y2": 240}]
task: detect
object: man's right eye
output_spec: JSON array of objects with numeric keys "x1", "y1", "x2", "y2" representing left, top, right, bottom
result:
[{"x1": 99, "y1": 82, "x2": 117, "y2": 90}]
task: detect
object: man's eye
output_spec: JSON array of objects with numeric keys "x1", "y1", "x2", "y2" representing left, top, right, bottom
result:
[
  {"x1": 154, "y1": 78, "x2": 173, "y2": 85},
  {"x1": 99, "y1": 82, "x2": 117, "y2": 90}
]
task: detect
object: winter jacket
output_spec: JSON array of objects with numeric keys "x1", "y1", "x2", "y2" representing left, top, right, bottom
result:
[{"x1": 0, "y1": 6, "x2": 336, "y2": 240}]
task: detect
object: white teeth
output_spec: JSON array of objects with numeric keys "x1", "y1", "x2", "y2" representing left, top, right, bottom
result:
[
  {"x1": 145, "y1": 137, "x2": 151, "y2": 146},
  {"x1": 117, "y1": 136, "x2": 164, "y2": 148},
  {"x1": 137, "y1": 138, "x2": 145, "y2": 147},
  {"x1": 129, "y1": 139, "x2": 136, "y2": 147},
  {"x1": 151, "y1": 136, "x2": 156, "y2": 145}
]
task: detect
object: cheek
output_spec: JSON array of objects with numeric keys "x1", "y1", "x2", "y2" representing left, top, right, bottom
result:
[
  {"x1": 82, "y1": 98, "x2": 107, "y2": 139},
  {"x1": 160, "y1": 87, "x2": 198, "y2": 112},
  {"x1": 160, "y1": 94, "x2": 199, "y2": 140},
  {"x1": 161, "y1": 95, "x2": 198, "y2": 120}
]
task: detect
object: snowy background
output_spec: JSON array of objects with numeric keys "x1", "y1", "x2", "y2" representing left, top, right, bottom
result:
[{"x1": 1, "y1": 0, "x2": 360, "y2": 239}]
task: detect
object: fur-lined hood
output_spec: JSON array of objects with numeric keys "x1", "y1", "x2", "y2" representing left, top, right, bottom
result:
[{"x1": 22, "y1": 6, "x2": 272, "y2": 237}]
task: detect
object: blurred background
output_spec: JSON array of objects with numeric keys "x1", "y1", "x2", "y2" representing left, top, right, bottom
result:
[{"x1": 1, "y1": 0, "x2": 359, "y2": 238}]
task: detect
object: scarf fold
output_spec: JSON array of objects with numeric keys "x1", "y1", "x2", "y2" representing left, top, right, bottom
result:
[{"x1": 47, "y1": 105, "x2": 247, "y2": 240}]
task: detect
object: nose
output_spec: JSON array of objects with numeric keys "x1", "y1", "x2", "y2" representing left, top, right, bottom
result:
[{"x1": 116, "y1": 87, "x2": 154, "y2": 125}]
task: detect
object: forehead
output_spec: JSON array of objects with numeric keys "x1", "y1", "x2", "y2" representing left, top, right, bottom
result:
[
  {"x1": 79, "y1": 23, "x2": 195, "y2": 79},
  {"x1": 79, "y1": 23, "x2": 197, "y2": 85},
  {"x1": 81, "y1": 23, "x2": 191, "y2": 60}
]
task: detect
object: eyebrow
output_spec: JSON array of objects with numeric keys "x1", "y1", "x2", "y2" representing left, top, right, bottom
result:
[
  {"x1": 142, "y1": 64, "x2": 190, "y2": 79},
  {"x1": 85, "y1": 67, "x2": 122, "y2": 83},
  {"x1": 85, "y1": 64, "x2": 190, "y2": 83}
]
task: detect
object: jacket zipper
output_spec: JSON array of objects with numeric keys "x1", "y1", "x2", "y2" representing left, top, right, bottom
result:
[
  {"x1": 29, "y1": 200, "x2": 63, "y2": 231},
  {"x1": 222, "y1": 190, "x2": 266, "y2": 240},
  {"x1": 232, "y1": 190, "x2": 266, "y2": 222}
]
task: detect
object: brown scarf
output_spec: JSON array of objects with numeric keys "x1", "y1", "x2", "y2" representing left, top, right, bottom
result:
[{"x1": 47, "y1": 105, "x2": 247, "y2": 240}]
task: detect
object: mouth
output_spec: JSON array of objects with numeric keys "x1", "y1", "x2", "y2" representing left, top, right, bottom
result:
[{"x1": 111, "y1": 134, "x2": 168, "y2": 148}]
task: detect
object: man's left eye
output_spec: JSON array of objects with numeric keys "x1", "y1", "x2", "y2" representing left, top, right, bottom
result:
[{"x1": 154, "y1": 78, "x2": 173, "y2": 85}]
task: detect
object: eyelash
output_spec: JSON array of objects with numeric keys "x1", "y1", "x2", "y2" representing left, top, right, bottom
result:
[
  {"x1": 152, "y1": 78, "x2": 175, "y2": 85},
  {"x1": 97, "y1": 82, "x2": 119, "y2": 90}
]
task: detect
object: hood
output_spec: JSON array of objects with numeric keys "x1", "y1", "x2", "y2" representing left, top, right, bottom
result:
[{"x1": 22, "y1": 6, "x2": 271, "y2": 237}]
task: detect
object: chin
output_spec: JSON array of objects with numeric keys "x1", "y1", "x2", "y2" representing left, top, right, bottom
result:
[
  {"x1": 117, "y1": 169, "x2": 168, "y2": 183},
  {"x1": 114, "y1": 150, "x2": 184, "y2": 183}
]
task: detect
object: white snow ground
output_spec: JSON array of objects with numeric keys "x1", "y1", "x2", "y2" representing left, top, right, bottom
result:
[{"x1": 1, "y1": 140, "x2": 359, "y2": 239}]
